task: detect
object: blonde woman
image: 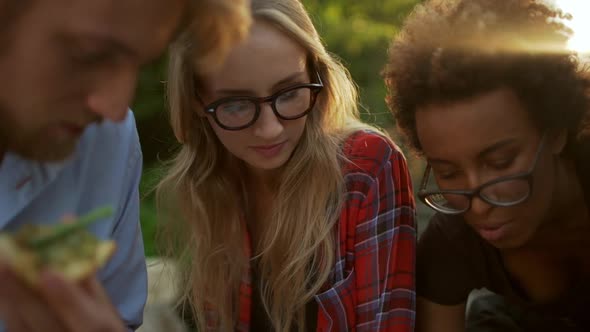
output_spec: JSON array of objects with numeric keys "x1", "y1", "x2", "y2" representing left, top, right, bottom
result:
[{"x1": 157, "y1": 0, "x2": 416, "y2": 331}]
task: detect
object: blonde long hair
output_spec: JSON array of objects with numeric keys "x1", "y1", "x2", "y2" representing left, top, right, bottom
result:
[{"x1": 157, "y1": 0, "x2": 373, "y2": 330}]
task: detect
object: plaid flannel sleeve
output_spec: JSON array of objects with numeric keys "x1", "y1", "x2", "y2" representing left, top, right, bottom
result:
[{"x1": 316, "y1": 132, "x2": 416, "y2": 332}]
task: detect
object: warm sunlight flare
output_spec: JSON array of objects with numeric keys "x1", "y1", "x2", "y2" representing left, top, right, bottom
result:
[{"x1": 552, "y1": 0, "x2": 590, "y2": 54}]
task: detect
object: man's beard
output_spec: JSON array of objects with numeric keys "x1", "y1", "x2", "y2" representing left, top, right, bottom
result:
[
  {"x1": 0, "y1": 122, "x2": 79, "y2": 162},
  {"x1": 0, "y1": 105, "x2": 93, "y2": 162}
]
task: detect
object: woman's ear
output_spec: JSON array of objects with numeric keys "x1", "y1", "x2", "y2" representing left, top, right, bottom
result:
[
  {"x1": 193, "y1": 99, "x2": 208, "y2": 118},
  {"x1": 193, "y1": 76, "x2": 210, "y2": 118},
  {"x1": 548, "y1": 128, "x2": 568, "y2": 155}
]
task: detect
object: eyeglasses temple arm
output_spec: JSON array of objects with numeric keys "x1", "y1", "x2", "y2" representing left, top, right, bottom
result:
[
  {"x1": 419, "y1": 164, "x2": 432, "y2": 191},
  {"x1": 315, "y1": 70, "x2": 323, "y2": 86}
]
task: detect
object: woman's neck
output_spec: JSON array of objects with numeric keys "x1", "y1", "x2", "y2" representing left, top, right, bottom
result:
[
  {"x1": 243, "y1": 166, "x2": 281, "y2": 246},
  {"x1": 246, "y1": 165, "x2": 281, "y2": 194},
  {"x1": 528, "y1": 157, "x2": 590, "y2": 248},
  {"x1": 552, "y1": 158, "x2": 588, "y2": 225}
]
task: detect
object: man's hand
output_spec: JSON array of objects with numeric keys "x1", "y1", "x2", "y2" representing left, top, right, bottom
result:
[{"x1": 0, "y1": 265, "x2": 126, "y2": 332}]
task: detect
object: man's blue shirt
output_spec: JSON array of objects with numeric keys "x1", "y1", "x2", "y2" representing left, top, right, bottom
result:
[{"x1": 0, "y1": 111, "x2": 147, "y2": 330}]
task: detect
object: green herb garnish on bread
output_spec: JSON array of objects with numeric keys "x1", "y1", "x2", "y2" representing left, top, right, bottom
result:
[{"x1": 0, "y1": 206, "x2": 116, "y2": 286}]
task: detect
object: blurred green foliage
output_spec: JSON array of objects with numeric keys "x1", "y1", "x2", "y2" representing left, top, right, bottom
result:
[
  {"x1": 305, "y1": 0, "x2": 420, "y2": 127},
  {"x1": 133, "y1": 0, "x2": 425, "y2": 257}
]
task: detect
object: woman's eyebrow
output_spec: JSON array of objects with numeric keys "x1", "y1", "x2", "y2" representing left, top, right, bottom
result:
[
  {"x1": 271, "y1": 71, "x2": 307, "y2": 89},
  {"x1": 427, "y1": 138, "x2": 517, "y2": 165},
  {"x1": 215, "y1": 71, "x2": 307, "y2": 96},
  {"x1": 477, "y1": 138, "x2": 517, "y2": 159}
]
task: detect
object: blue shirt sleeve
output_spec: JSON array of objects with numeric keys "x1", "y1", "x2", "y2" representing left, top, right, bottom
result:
[{"x1": 97, "y1": 115, "x2": 147, "y2": 330}]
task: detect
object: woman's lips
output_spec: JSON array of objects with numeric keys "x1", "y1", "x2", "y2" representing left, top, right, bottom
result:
[
  {"x1": 251, "y1": 141, "x2": 287, "y2": 158},
  {"x1": 474, "y1": 221, "x2": 513, "y2": 243}
]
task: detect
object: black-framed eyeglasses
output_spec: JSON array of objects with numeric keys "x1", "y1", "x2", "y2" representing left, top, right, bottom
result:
[
  {"x1": 418, "y1": 134, "x2": 547, "y2": 215},
  {"x1": 195, "y1": 71, "x2": 324, "y2": 131}
]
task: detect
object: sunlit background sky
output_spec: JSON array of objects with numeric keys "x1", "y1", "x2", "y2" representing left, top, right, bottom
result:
[{"x1": 552, "y1": 0, "x2": 590, "y2": 54}]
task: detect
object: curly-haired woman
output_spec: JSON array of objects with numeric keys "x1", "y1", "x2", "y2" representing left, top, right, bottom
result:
[{"x1": 384, "y1": 0, "x2": 590, "y2": 331}]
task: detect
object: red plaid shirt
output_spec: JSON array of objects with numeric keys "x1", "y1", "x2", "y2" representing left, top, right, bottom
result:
[{"x1": 233, "y1": 130, "x2": 416, "y2": 331}]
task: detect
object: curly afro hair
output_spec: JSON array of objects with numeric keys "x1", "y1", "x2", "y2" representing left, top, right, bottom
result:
[{"x1": 383, "y1": 0, "x2": 590, "y2": 156}]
